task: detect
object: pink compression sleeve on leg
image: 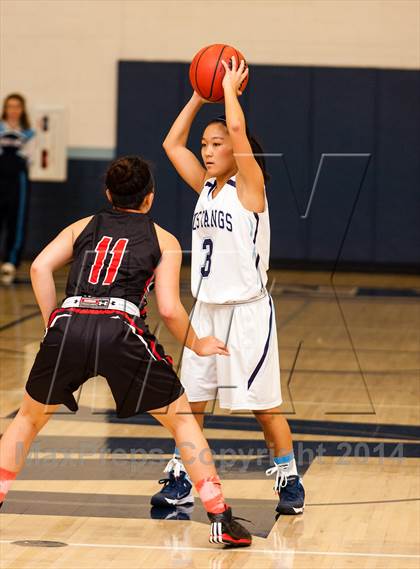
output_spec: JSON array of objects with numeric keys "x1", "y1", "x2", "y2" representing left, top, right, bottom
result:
[
  {"x1": 0, "y1": 467, "x2": 17, "y2": 502},
  {"x1": 195, "y1": 475, "x2": 227, "y2": 514}
]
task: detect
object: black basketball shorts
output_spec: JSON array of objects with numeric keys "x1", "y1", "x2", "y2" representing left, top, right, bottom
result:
[{"x1": 25, "y1": 307, "x2": 184, "y2": 418}]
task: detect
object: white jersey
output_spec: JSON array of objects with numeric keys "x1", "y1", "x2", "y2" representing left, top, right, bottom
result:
[{"x1": 191, "y1": 175, "x2": 270, "y2": 303}]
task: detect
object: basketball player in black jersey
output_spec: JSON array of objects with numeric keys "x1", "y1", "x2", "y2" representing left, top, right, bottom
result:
[{"x1": 0, "y1": 156, "x2": 252, "y2": 547}]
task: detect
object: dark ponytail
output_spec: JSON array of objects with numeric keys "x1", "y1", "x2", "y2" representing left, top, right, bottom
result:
[
  {"x1": 245, "y1": 128, "x2": 270, "y2": 185},
  {"x1": 206, "y1": 116, "x2": 270, "y2": 184},
  {"x1": 105, "y1": 155, "x2": 154, "y2": 209}
]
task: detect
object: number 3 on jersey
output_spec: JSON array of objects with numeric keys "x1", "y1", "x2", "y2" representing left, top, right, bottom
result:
[
  {"x1": 88, "y1": 236, "x2": 128, "y2": 285},
  {"x1": 200, "y1": 238, "x2": 213, "y2": 278}
]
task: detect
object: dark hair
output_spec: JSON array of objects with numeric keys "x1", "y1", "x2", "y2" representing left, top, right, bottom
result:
[
  {"x1": 205, "y1": 116, "x2": 270, "y2": 184},
  {"x1": 2, "y1": 93, "x2": 31, "y2": 130},
  {"x1": 105, "y1": 156, "x2": 154, "y2": 209}
]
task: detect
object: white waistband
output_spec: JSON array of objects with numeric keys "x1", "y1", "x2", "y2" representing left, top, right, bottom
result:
[
  {"x1": 62, "y1": 296, "x2": 140, "y2": 317},
  {"x1": 200, "y1": 290, "x2": 268, "y2": 307}
]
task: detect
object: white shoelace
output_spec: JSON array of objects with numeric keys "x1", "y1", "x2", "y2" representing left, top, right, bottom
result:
[
  {"x1": 164, "y1": 457, "x2": 182, "y2": 478},
  {"x1": 266, "y1": 463, "x2": 289, "y2": 492}
]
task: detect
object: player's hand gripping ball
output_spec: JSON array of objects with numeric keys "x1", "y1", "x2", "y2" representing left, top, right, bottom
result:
[{"x1": 189, "y1": 44, "x2": 249, "y2": 102}]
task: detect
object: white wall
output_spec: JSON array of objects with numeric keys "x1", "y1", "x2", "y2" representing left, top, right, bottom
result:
[{"x1": 1, "y1": 0, "x2": 419, "y2": 150}]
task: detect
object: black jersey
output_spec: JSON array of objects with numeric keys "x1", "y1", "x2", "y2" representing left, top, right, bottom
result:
[
  {"x1": 66, "y1": 208, "x2": 161, "y2": 309},
  {"x1": 26, "y1": 207, "x2": 182, "y2": 418}
]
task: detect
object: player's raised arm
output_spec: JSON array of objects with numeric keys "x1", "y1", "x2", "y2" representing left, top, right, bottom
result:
[
  {"x1": 154, "y1": 226, "x2": 228, "y2": 356},
  {"x1": 221, "y1": 57, "x2": 265, "y2": 213},
  {"x1": 162, "y1": 92, "x2": 208, "y2": 194}
]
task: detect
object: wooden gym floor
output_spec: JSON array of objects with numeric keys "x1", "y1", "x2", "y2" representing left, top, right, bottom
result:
[{"x1": 0, "y1": 265, "x2": 419, "y2": 568}]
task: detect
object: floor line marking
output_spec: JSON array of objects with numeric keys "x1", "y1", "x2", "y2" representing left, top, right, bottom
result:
[
  {"x1": 4, "y1": 495, "x2": 420, "y2": 507},
  {"x1": 0, "y1": 539, "x2": 419, "y2": 559}
]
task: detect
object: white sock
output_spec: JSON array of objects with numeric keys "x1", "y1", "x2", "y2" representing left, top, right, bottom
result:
[
  {"x1": 284, "y1": 457, "x2": 298, "y2": 477},
  {"x1": 170, "y1": 450, "x2": 190, "y2": 481},
  {"x1": 274, "y1": 452, "x2": 298, "y2": 477}
]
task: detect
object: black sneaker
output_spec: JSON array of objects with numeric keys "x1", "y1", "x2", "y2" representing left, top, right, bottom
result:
[
  {"x1": 276, "y1": 475, "x2": 305, "y2": 515},
  {"x1": 207, "y1": 507, "x2": 252, "y2": 547},
  {"x1": 151, "y1": 458, "x2": 194, "y2": 507}
]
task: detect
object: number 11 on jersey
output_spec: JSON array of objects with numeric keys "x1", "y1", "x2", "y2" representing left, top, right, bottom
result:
[
  {"x1": 88, "y1": 236, "x2": 128, "y2": 285},
  {"x1": 200, "y1": 238, "x2": 213, "y2": 278}
]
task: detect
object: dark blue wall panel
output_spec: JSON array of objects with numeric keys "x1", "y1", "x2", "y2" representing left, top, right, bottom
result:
[
  {"x1": 375, "y1": 70, "x2": 420, "y2": 264},
  {"x1": 14, "y1": 62, "x2": 419, "y2": 270},
  {"x1": 116, "y1": 61, "x2": 420, "y2": 270},
  {"x1": 22, "y1": 160, "x2": 109, "y2": 258},
  {"x1": 311, "y1": 68, "x2": 376, "y2": 265},
  {"x1": 247, "y1": 65, "x2": 313, "y2": 261}
]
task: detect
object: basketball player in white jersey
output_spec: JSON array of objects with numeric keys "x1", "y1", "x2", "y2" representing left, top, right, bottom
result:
[{"x1": 152, "y1": 57, "x2": 305, "y2": 515}]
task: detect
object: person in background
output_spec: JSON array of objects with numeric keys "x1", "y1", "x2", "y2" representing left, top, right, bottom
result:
[{"x1": 0, "y1": 93, "x2": 36, "y2": 285}]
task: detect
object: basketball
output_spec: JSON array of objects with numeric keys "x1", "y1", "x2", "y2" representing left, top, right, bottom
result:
[{"x1": 189, "y1": 44, "x2": 249, "y2": 102}]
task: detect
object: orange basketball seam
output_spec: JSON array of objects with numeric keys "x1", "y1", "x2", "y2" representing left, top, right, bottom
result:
[
  {"x1": 208, "y1": 45, "x2": 227, "y2": 101},
  {"x1": 194, "y1": 45, "x2": 212, "y2": 99},
  {"x1": 235, "y1": 48, "x2": 248, "y2": 92}
]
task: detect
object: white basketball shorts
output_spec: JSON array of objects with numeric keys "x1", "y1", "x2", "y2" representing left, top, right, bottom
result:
[{"x1": 180, "y1": 294, "x2": 282, "y2": 411}]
